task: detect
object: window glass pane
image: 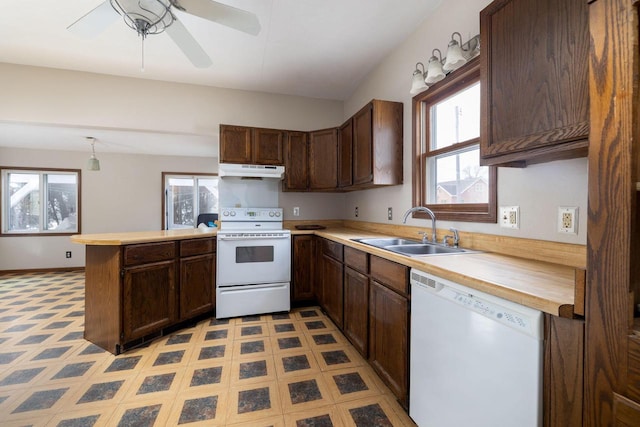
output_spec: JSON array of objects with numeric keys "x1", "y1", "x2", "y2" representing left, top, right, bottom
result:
[
  {"x1": 169, "y1": 178, "x2": 195, "y2": 228},
  {"x1": 165, "y1": 174, "x2": 219, "y2": 230},
  {"x1": 8, "y1": 173, "x2": 40, "y2": 232},
  {"x1": 198, "y1": 178, "x2": 219, "y2": 216},
  {"x1": 432, "y1": 147, "x2": 489, "y2": 204},
  {"x1": 430, "y1": 82, "x2": 480, "y2": 150},
  {"x1": 45, "y1": 174, "x2": 78, "y2": 231}
]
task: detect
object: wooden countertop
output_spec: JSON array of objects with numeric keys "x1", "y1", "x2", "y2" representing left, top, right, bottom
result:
[
  {"x1": 71, "y1": 225, "x2": 578, "y2": 317},
  {"x1": 70, "y1": 228, "x2": 217, "y2": 245},
  {"x1": 308, "y1": 228, "x2": 578, "y2": 318}
]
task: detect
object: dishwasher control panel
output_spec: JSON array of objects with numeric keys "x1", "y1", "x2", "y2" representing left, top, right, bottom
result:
[{"x1": 410, "y1": 269, "x2": 543, "y2": 339}]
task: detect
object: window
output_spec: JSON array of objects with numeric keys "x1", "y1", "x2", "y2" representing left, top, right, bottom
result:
[
  {"x1": 1, "y1": 168, "x2": 80, "y2": 235},
  {"x1": 412, "y1": 59, "x2": 497, "y2": 222},
  {"x1": 163, "y1": 173, "x2": 219, "y2": 229}
]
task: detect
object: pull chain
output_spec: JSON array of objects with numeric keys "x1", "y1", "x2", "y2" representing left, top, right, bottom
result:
[{"x1": 141, "y1": 36, "x2": 145, "y2": 72}]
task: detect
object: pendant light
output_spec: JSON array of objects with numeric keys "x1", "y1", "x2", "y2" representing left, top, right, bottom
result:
[{"x1": 86, "y1": 137, "x2": 101, "y2": 171}]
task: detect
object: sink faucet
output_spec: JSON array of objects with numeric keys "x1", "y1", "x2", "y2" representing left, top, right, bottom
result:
[{"x1": 402, "y1": 206, "x2": 437, "y2": 244}]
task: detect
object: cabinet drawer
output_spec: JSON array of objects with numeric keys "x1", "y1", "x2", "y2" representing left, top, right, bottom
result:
[
  {"x1": 370, "y1": 255, "x2": 408, "y2": 295},
  {"x1": 180, "y1": 238, "x2": 215, "y2": 257},
  {"x1": 322, "y1": 239, "x2": 343, "y2": 262},
  {"x1": 344, "y1": 246, "x2": 368, "y2": 274},
  {"x1": 124, "y1": 242, "x2": 176, "y2": 266}
]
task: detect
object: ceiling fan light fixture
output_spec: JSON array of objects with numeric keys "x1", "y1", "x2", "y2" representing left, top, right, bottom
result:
[{"x1": 110, "y1": 0, "x2": 174, "y2": 37}]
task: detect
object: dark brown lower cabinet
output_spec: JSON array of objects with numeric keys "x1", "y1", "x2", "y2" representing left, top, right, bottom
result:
[
  {"x1": 369, "y1": 280, "x2": 409, "y2": 408},
  {"x1": 543, "y1": 314, "x2": 584, "y2": 427},
  {"x1": 179, "y1": 253, "x2": 215, "y2": 319},
  {"x1": 292, "y1": 235, "x2": 316, "y2": 302},
  {"x1": 321, "y1": 253, "x2": 344, "y2": 329},
  {"x1": 84, "y1": 237, "x2": 216, "y2": 354},
  {"x1": 343, "y1": 266, "x2": 369, "y2": 357},
  {"x1": 123, "y1": 260, "x2": 177, "y2": 341}
]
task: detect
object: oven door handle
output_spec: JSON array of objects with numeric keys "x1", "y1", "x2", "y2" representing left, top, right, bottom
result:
[{"x1": 217, "y1": 234, "x2": 291, "y2": 241}]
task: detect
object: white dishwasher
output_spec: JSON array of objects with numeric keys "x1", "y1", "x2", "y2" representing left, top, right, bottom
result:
[{"x1": 409, "y1": 269, "x2": 543, "y2": 427}]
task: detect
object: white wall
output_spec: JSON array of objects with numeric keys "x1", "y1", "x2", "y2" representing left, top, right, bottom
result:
[
  {"x1": 0, "y1": 63, "x2": 343, "y2": 135},
  {"x1": 342, "y1": 0, "x2": 588, "y2": 245}
]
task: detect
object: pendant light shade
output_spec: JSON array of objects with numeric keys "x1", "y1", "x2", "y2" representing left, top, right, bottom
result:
[
  {"x1": 410, "y1": 62, "x2": 428, "y2": 95},
  {"x1": 86, "y1": 137, "x2": 101, "y2": 171},
  {"x1": 443, "y1": 32, "x2": 467, "y2": 72},
  {"x1": 425, "y1": 49, "x2": 446, "y2": 85}
]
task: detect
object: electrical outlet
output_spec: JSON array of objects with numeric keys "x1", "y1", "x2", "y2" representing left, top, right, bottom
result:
[
  {"x1": 387, "y1": 207, "x2": 393, "y2": 220},
  {"x1": 499, "y1": 206, "x2": 520, "y2": 229},
  {"x1": 293, "y1": 207, "x2": 300, "y2": 216},
  {"x1": 558, "y1": 207, "x2": 578, "y2": 234},
  {"x1": 65, "y1": 251, "x2": 72, "y2": 259},
  {"x1": 355, "y1": 206, "x2": 359, "y2": 218}
]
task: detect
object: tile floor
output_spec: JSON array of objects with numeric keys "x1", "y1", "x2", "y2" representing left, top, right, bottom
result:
[{"x1": 0, "y1": 270, "x2": 416, "y2": 426}]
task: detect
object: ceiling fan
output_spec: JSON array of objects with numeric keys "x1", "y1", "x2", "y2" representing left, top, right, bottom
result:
[{"x1": 67, "y1": 0, "x2": 261, "y2": 68}]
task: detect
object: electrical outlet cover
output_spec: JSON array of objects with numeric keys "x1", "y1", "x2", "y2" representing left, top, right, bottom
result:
[{"x1": 558, "y1": 207, "x2": 578, "y2": 234}]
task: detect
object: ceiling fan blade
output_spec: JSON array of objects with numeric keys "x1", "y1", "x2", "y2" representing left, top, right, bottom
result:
[
  {"x1": 165, "y1": 18, "x2": 213, "y2": 68},
  {"x1": 172, "y1": 0, "x2": 261, "y2": 36},
  {"x1": 67, "y1": 1, "x2": 119, "y2": 38}
]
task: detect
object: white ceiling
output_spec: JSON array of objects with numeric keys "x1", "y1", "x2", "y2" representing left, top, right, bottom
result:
[{"x1": 0, "y1": 0, "x2": 439, "y2": 156}]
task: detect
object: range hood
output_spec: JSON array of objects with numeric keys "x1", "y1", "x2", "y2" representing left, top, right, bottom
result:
[{"x1": 218, "y1": 163, "x2": 285, "y2": 179}]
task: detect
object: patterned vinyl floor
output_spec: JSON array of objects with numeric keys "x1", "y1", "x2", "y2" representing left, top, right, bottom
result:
[{"x1": 0, "y1": 270, "x2": 416, "y2": 426}]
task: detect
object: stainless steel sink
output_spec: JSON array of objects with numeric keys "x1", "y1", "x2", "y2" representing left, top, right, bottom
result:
[
  {"x1": 385, "y1": 244, "x2": 467, "y2": 255},
  {"x1": 353, "y1": 238, "x2": 422, "y2": 247},
  {"x1": 351, "y1": 237, "x2": 475, "y2": 257}
]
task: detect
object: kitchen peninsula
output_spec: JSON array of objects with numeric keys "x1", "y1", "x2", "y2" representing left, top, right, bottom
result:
[{"x1": 71, "y1": 228, "x2": 217, "y2": 355}]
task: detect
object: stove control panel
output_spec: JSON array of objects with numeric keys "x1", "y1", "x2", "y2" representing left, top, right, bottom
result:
[{"x1": 220, "y1": 207, "x2": 283, "y2": 221}]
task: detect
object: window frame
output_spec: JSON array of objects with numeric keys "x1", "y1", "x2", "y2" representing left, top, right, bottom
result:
[
  {"x1": 1, "y1": 166, "x2": 82, "y2": 236},
  {"x1": 162, "y1": 172, "x2": 219, "y2": 230},
  {"x1": 412, "y1": 58, "x2": 497, "y2": 223}
]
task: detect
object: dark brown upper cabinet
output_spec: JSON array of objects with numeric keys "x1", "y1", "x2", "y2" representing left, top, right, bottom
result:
[
  {"x1": 479, "y1": 0, "x2": 589, "y2": 166},
  {"x1": 225, "y1": 98, "x2": 402, "y2": 192},
  {"x1": 283, "y1": 131, "x2": 309, "y2": 191},
  {"x1": 219, "y1": 124, "x2": 284, "y2": 165},
  {"x1": 308, "y1": 128, "x2": 339, "y2": 191},
  {"x1": 338, "y1": 100, "x2": 403, "y2": 190},
  {"x1": 338, "y1": 119, "x2": 354, "y2": 188}
]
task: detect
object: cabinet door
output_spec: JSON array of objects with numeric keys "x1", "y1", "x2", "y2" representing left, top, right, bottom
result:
[
  {"x1": 338, "y1": 119, "x2": 353, "y2": 188},
  {"x1": 321, "y1": 254, "x2": 344, "y2": 328},
  {"x1": 220, "y1": 125, "x2": 252, "y2": 164},
  {"x1": 292, "y1": 235, "x2": 315, "y2": 302},
  {"x1": 353, "y1": 102, "x2": 374, "y2": 185},
  {"x1": 253, "y1": 128, "x2": 284, "y2": 165},
  {"x1": 344, "y1": 266, "x2": 369, "y2": 357},
  {"x1": 179, "y1": 253, "x2": 215, "y2": 320},
  {"x1": 480, "y1": 0, "x2": 589, "y2": 165},
  {"x1": 123, "y1": 260, "x2": 177, "y2": 341},
  {"x1": 308, "y1": 128, "x2": 338, "y2": 190},
  {"x1": 544, "y1": 314, "x2": 584, "y2": 426},
  {"x1": 369, "y1": 280, "x2": 408, "y2": 407},
  {"x1": 284, "y1": 131, "x2": 309, "y2": 191}
]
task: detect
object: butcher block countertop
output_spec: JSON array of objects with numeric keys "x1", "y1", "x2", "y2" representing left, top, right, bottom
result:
[
  {"x1": 70, "y1": 227, "x2": 217, "y2": 245},
  {"x1": 71, "y1": 224, "x2": 582, "y2": 318},
  {"x1": 307, "y1": 228, "x2": 579, "y2": 318}
]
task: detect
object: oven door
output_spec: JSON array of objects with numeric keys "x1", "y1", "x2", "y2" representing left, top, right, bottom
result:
[{"x1": 216, "y1": 232, "x2": 291, "y2": 286}]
